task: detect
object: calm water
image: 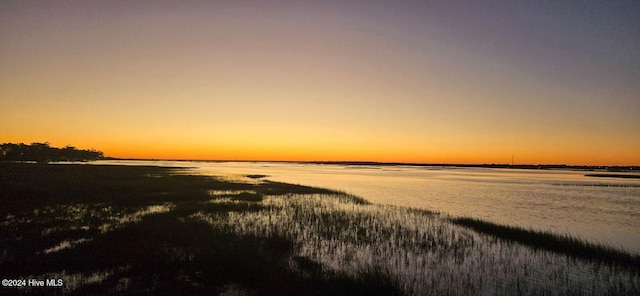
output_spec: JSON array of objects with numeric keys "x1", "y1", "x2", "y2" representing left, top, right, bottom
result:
[{"x1": 96, "y1": 160, "x2": 640, "y2": 253}]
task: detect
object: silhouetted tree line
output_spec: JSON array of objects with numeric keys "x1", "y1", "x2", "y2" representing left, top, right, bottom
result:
[{"x1": 0, "y1": 142, "x2": 103, "y2": 163}]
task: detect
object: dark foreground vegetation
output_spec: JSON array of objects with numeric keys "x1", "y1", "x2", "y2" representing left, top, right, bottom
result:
[
  {"x1": 0, "y1": 163, "x2": 395, "y2": 295},
  {"x1": 1, "y1": 163, "x2": 638, "y2": 295},
  {"x1": 0, "y1": 142, "x2": 103, "y2": 163}
]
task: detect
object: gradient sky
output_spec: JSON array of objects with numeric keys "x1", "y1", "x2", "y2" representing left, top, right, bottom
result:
[{"x1": 1, "y1": 1, "x2": 639, "y2": 165}]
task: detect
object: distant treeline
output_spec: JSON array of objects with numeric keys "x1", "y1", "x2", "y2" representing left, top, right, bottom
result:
[
  {"x1": 308, "y1": 161, "x2": 640, "y2": 172},
  {"x1": 0, "y1": 142, "x2": 103, "y2": 163}
]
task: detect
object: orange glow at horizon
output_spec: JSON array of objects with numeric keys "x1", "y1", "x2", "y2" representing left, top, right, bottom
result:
[{"x1": 4, "y1": 132, "x2": 636, "y2": 166}]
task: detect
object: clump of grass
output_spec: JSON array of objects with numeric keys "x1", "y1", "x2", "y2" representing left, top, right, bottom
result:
[
  {"x1": 230, "y1": 192, "x2": 263, "y2": 202},
  {"x1": 449, "y1": 217, "x2": 640, "y2": 271}
]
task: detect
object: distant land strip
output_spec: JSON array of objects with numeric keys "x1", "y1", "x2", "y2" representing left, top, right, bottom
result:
[
  {"x1": 585, "y1": 174, "x2": 640, "y2": 179},
  {"x1": 553, "y1": 183, "x2": 640, "y2": 187},
  {"x1": 101, "y1": 157, "x2": 640, "y2": 172}
]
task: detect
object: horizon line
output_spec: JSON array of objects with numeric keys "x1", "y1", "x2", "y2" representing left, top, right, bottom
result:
[{"x1": 99, "y1": 157, "x2": 640, "y2": 169}]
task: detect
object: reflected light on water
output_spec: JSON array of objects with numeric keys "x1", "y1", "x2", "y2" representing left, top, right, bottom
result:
[{"x1": 95, "y1": 160, "x2": 640, "y2": 253}]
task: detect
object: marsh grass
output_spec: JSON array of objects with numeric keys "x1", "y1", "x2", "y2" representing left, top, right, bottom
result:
[
  {"x1": 1, "y1": 162, "x2": 638, "y2": 295},
  {"x1": 450, "y1": 217, "x2": 640, "y2": 271},
  {"x1": 0, "y1": 163, "x2": 400, "y2": 295},
  {"x1": 194, "y1": 194, "x2": 639, "y2": 295}
]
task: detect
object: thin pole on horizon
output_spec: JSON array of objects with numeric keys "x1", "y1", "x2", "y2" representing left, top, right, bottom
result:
[{"x1": 512, "y1": 155, "x2": 514, "y2": 166}]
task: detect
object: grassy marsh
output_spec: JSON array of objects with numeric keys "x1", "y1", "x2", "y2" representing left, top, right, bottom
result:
[
  {"x1": 0, "y1": 163, "x2": 638, "y2": 295},
  {"x1": 449, "y1": 217, "x2": 640, "y2": 270}
]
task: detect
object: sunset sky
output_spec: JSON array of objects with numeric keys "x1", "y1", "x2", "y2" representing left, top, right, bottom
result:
[{"x1": 1, "y1": 1, "x2": 639, "y2": 165}]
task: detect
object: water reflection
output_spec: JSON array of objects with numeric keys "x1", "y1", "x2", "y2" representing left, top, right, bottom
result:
[{"x1": 94, "y1": 160, "x2": 640, "y2": 253}]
